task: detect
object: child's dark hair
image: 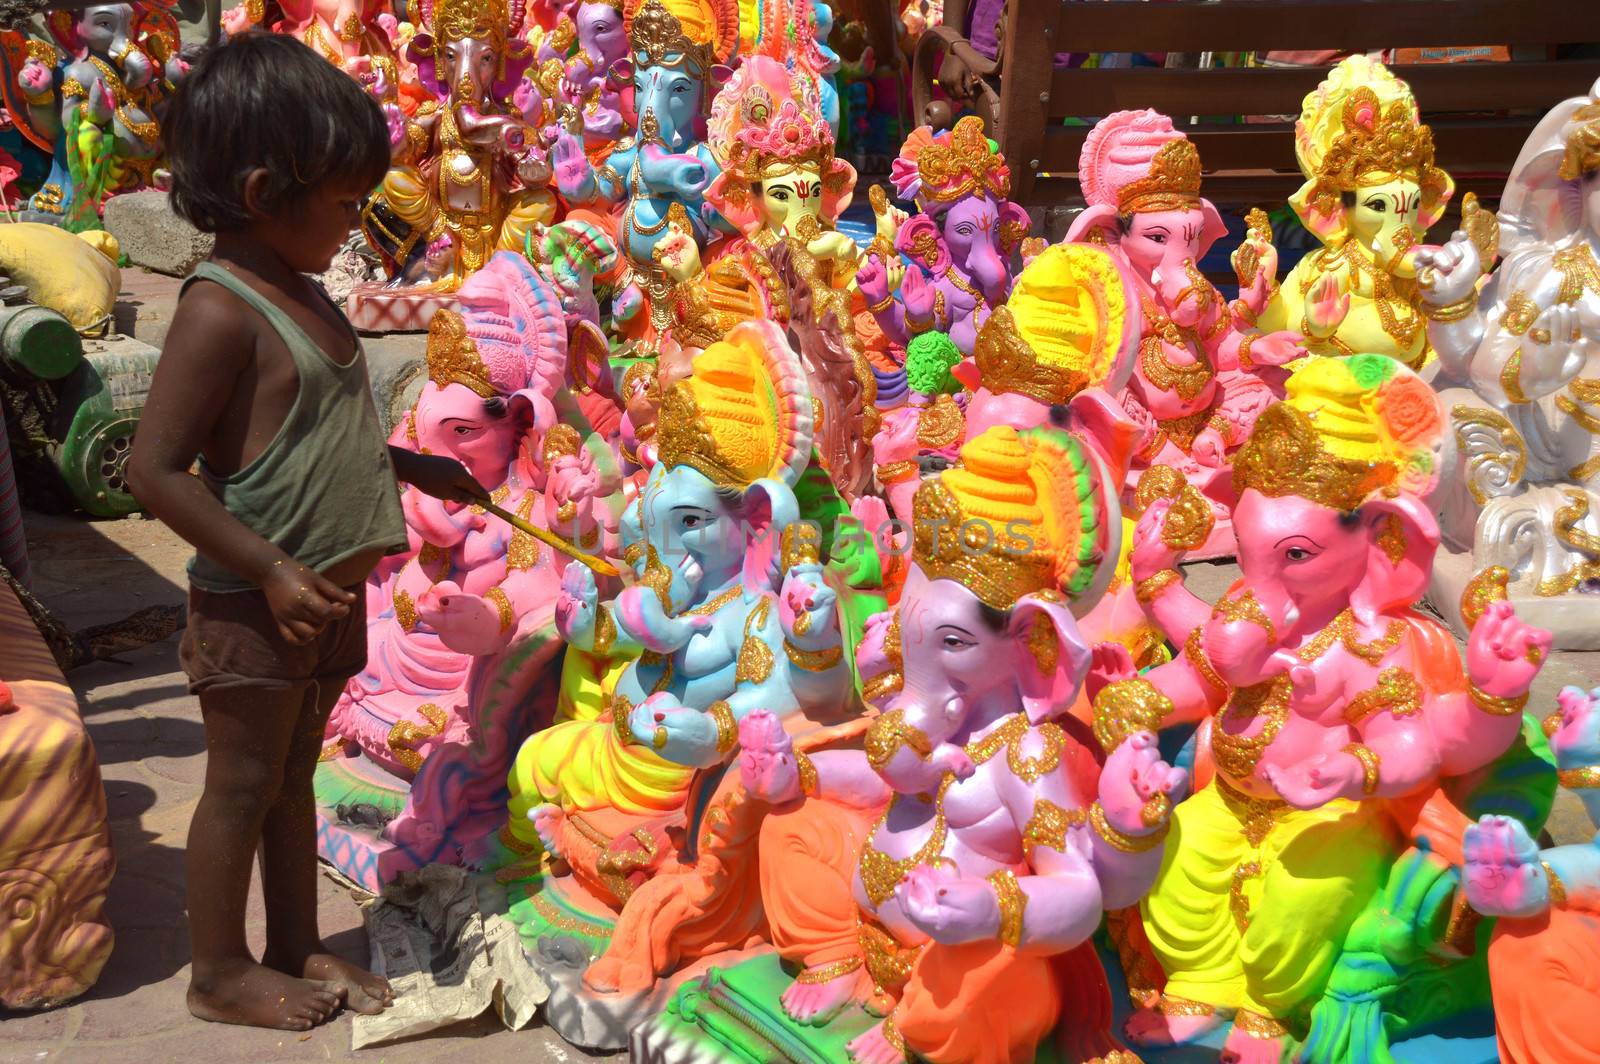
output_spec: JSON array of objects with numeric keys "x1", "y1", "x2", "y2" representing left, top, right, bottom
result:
[{"x1": 163, "y1": 32, "x2": 390, "y2": 234}]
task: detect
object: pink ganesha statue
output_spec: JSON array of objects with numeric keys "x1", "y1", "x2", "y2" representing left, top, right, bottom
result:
[
  {"x1": 1066, "y1": 109, "x2": 1306, "y2": 558},
  {"x1": 727, "y1": 424, "x2": 1185, "y2": 1064},
  {"x1": 1089, "y1": 355, "x2": 1551, "y2": 1062},
  {"x1": 856, "y1": 116, "x2": 1030, "y2": 356},
  {"x1": 317, "y1": 251, "x2": 621, "y2": 888}
]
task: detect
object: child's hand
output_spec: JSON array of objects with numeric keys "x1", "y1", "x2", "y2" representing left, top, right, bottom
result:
[
  {"x1": 398, "y1": 451, "x2": 491, "y2": 505},
  {"x1": 263, "y1": 562, "x2": 356, "y2": 645}
]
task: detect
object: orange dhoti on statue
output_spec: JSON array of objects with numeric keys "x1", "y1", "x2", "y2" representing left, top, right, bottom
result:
[
  {"x1": 1487, "y1": 905, "x2": 1600, "y2": 1064},
  {"x1": 759, "y1": 798, "x2": 1117, "y2": 1064}
]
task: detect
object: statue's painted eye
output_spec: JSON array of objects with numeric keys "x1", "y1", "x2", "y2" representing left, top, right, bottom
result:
[
  {"x1": 1286, "y1": 547, "x2": 1311, "y2": 561},
  {"x1": 1363, "y1": 198, "x2": 1386, "y2": 213}
]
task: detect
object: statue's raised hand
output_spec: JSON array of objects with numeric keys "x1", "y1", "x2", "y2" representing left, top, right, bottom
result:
[
  {"x1": 17, "y1": 59, "x2": 50, "y2": 96},
  {"x1": 899, "y1": 266, "x2": 937, "y2": 322},
  {"x1": 871, "y1": 410, "x2": 920, "y2": 465},
  {"x1": 1305, "y1": 273, "x2": 1350, "y2": 338},
  {"x1": 1415, "y1": 230, "x2": 1481, "y2": 308},
  {"x1": 1129, "y1": 498, "x2": 1181, "y2": 581},
  {"x1": 1097, "y1": 731, "x2": 1186, "y2": 838},
  {"x1": 550, "y1": 132, "x2": 593, "y2": 198},
  {"x1": 382, "y1": 102, "x2": 407, "y2": 151},
  {"x1": 1466, "y1": 599, "x2": 1551, "y2": 700},
  {"x1": 512, "y1": 80, "x2": 543, "y2": 125},
  {"x1": 1231, "y1": 209, "x2": 1278, "y2": 311},
  {"x1": 1086, "y1": 641, "x2": 1137, "y2": 704},
  {"x1": 220, "y1": 3, "x2": 254, "y2": 35},
  {"x1": 780, "y1": 562, "x2": 839, "y2": 647},
  {"x1": 895, "y1": 862, "x2": 999, "y2": 946},
  {"x1": 555, "y1": 562, "x2": 598, "y2": 643},
  {"x1": 1551, "y1": 685, "x2": 1600, "y2": 763},
  {"x1": 1462, "y1": 814, "x2": 1549, "y2": 918},
  {"x1": 738, "y1": 709, "x2": 801, "y2": 804},
  {"x1": 856, "y1": 254, "x2": 891, "y2": 305}
]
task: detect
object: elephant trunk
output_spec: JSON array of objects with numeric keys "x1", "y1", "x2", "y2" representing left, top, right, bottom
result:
[{"x1": 965, "y1": 242, "x2": 1010, "y2": 304}]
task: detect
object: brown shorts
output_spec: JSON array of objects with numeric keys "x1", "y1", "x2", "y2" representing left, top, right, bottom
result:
[{"x1": 179, "y1": 584, "x2": 367, "y2": 695}]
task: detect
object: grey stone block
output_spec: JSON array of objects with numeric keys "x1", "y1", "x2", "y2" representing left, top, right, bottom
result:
[
  {"x1": 103, "y1": 191, "x2": 214, "y2": 278},
  {"x1": 364, "y1": 333, "x2": 427, "y2": 437}
]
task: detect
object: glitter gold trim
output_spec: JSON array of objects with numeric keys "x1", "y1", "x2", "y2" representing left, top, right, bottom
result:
[
  {"x1": 1344, "y1": 742, "x2": 1381, "y2": 795},
  {"x1": 1469, "y1": 682, "x2": 1529, "y2": 716},
  {"x1": 1089, "y1": 800, "x2": 1167, "y2": 853},
  {"x1": 708, "y1": 700, "x2": 737, "y2": 753},
  {"x1": 988, "y1": 870, "x2": 1026, "y2": 947}
]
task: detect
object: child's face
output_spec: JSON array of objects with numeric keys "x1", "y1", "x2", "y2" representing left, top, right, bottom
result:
[{"x1": 256, "y1": 174, "x2": 371, "y2": 275}]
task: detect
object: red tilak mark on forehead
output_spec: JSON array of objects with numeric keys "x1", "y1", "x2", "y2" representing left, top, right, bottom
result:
[{"x1": 792, "y1": 180, "x2": 816, "y2": 198}]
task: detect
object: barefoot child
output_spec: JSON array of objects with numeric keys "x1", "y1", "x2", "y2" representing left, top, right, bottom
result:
[{"x1": 128, "y1": 33, "x2": 487, "y2": 1031}]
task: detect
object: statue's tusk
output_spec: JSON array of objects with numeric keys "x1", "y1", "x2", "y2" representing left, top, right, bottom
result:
[{"x1": 480, "y1": 500, "x2": 620, "y2": 577}]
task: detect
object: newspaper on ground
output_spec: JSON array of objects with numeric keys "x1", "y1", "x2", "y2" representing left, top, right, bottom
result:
[{"x1": 351, "y1": 863, "x2": 548, "y2": 1049}]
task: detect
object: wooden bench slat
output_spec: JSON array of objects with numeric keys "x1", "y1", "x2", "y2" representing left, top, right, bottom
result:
[
  {"x1": 1049, "y1": 0, "x2": 1600, "y2": 53},
  {"x1": 1032, "y1": 119, "x2": 1548, "y2": 176},
  {"x1": 1045, "y1": 61, "x2": 1600, "y2": 120}
]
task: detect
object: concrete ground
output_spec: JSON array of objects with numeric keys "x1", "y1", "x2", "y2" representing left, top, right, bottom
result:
[
  {"x1": 2, "y1": 267, "x2": 1597, "y2": 1061},
  {"x1": 2, "y1": 511, "x2": 610, "y2": 1064}
]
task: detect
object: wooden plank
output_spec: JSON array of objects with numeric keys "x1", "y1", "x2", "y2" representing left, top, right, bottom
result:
[
  {"x1": 1045, "y1": 61, "x2": 1600, "y2": 121},
  {"x1": 994, "y1": 0, "x2": 1060, "y2": 203},
  {"x1": 1051, "y1": 0, "x2": 1600, "y2": 54},
  {"x1": 1037, "y1": 119, "x2": 1542, "y2": 177}
]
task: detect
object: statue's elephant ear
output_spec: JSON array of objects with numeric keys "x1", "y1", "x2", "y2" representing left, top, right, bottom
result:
[
  {"x1": 894, "y1": 214, "x2": 949, "y2": 272},
  {"x1": 739, "y1": 477, "x2": 800, "y2": 594},
  {"x1": 1019, "y1": 424, "x2": 1123, "y2": 618},
  {"x1": 1007, "y1": 592, "x2": 1092, "y2": 724},
  {"x1": 45, "y1": 9, "x2": 81, "y2": 55},
  {"x1": 1496, "y1": 79, "x2": 1597, "y2": 256},
  {"x1": 1064, "y1": 203, "x2": 1121, "y2": 245}
]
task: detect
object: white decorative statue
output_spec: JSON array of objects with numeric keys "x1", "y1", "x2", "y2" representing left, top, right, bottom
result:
[{"x1": 1417, "y1": 76, "x2": 1600, "y2": 649}]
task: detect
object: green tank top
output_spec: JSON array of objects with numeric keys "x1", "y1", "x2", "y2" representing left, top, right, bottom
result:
[{"x1": 184, "y1": 262, "x2": 408, "y2": 593}]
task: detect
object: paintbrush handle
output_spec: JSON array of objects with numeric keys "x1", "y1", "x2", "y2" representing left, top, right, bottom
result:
[{"x1": 479, "y1": 501, "x2": 620, "y2": 578}]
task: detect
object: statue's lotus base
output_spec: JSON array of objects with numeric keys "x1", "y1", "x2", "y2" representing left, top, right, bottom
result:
[
  {"x1": 346, "y1": 284, "x2": 457, "y2": 334},
  {"x1": 1427, "y1": 546, "x2": 1600, "y2": 651},
  {"x1": 314, "y1": 754, "x2": 489, "y2": 893},
  {"x1": 503, "y1": 871, "x2": 763, "y2": 1052},
  {"x1": 634, "y1": 946, "x2": 1501, "y2": 1064}
]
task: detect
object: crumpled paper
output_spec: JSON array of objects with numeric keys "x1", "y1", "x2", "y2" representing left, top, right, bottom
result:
[{"x1": 352, "y1": 863, "x2": 548, "y2": 1049}]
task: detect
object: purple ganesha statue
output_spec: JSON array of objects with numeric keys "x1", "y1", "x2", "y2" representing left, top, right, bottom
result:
[{"x1": 856, "y1": 116, "x2": 1030, "y2": 356}]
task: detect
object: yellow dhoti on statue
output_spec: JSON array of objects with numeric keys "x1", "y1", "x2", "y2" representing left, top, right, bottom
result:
[
  {"x1": 1140, "y1": 777, "x2": 1395, "y2": 1023},
  {"x1": 505, "y1": 650, "x2": 695, "y2": 848}
]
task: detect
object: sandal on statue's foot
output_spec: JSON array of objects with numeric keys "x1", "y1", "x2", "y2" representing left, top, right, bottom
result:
[
  {"x1": 1220, "y1": 1009, "x2": 1294, "y2": 1064},
  {"x1": 1125, "y1": 993, "x2": 1228, "y2": 1047},
  {"x1": 781, "y1": 955, "x2": 865, "y2": 1027}
]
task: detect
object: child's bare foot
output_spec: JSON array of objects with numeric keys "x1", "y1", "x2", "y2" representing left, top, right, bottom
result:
[
  {"x1": 187, "y1": 959, "x2": 345, "y2": 1030},
  {"x1": 265, "y1": 944, "x2": 394, "y2": 1015},
  {"x1": 301, "y1": 952, "x2": 394, "y2": 1015}
]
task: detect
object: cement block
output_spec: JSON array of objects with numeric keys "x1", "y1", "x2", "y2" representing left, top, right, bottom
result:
[{"x1": 102, "y1": 191, "x2": 214, "y2": 278}]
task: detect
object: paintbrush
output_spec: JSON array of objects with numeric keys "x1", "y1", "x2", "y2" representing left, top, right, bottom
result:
[{"x1": 479, "y1": 500, "x2": 620, "y2": 577}]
